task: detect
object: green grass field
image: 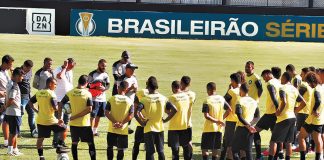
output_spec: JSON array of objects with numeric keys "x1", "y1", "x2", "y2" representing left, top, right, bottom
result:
[{"x1": 0, "y1": 34, "x2": 323, "y2": 159}]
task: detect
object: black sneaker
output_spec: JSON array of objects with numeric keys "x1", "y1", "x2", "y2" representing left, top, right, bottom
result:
[{"x1": 278, "y1": 151, "x2": 284, "y2": 159}]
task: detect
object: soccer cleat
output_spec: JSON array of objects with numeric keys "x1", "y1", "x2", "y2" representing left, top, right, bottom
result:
[
  {"x1": 7, "y1": 151, "x2": 16, "y2": 156},
  {"x1": 93, "y1": 132, "x2": 100, "y2": 137},
  {"x1": 39, "y1": 156, "x2": 45, "y2": 160},
  {"x1": 278, "y1": 151, "x2": 284, "y2": 160},
  {"x1": 13, "y1": 149, "x2": 23, "y2": 156}
]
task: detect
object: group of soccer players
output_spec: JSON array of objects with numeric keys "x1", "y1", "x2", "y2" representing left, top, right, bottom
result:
[{"x1": 0, "y1": 52, "x2": 323, "y2": 160}]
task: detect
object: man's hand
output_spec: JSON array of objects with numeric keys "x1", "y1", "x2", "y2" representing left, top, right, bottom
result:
[
  {"x1": 247, "y1": 125, "x2": 257, "y2": 133},
  {"x1": 113, "y1": 122, "x2": 123, "y2": 128},
  {"x1": 58, "y1": 119, "x2": 64, "y2": 125},
  {"x1": 275, "y1": 110, "x2": 281, "y2": 116},
  {"x1": 216, "y1": 121, "x2": 225, "y2": 127},
  {"x1": 62, "y1": 60, "x2": 68, "y2": 69},
  {"x1": 0, "y1": 91, "x2": 6, "y2": 97},
  {"x1": 95, "y1": 86, "x2": 106, "y2": 91},
  {"x1": 312, "y1": 111, "x2": 320, "y2": 117}
]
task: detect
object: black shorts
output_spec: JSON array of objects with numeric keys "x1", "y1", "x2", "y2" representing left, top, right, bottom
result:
[
  {"x1": 168, "y1": 130, "x2": 190, "y2": 148},
  {"x1": 37, "y1": 124, "x2": 66, "y2": 138},
  {"x1": 223, "y1": 121, "x2": 236, "y2": 147},
  {"x1": 0, "y1": 103, "x2": 5, "y2": 123},
  {"x1": 91, "y1": 101, "x2": 106, "y2": 118},
  {"x1": 107, "y1": 132, "x2": 128, "y2": 149},
  {"x1": 201, "y1": 132, "x2": 222, "y2": 150},
  {"x1": 187, "y1": 127, "x2": 192, "y2": 141},
  {"x1": 271, "y1": 118, "x2": 296, "y2": 143},
  {"x1": 256, "y1": 114, "x2": 277, "y2": 131},
  {"x1": 303, "y1": 123, "x2": 323, "y2": 134},
  {"x1": 70, "y1": 126, "x2": 94, "y2": 143},
  {"x1": 134, "y1": 126, "x2": 144, "y2": 144},
  {"x1": 232, "y1": 126, "x2": 254, "y2": 152},
  {"x1": 296, "y1": 113, "x2": 308, "y2": 131},
  {"x1": 144, "y1": 131, "x2": 164, "y2": 154},
  {"x1": 6, "y1": 115, "x2": 21, "y2": 135}
]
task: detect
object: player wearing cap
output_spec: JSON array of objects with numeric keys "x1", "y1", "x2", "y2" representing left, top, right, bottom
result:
[
  {"x1": 135, "y1": 76, "x2": 177, "y2": 160},
  {"x1": 220, "y1": 73, "x2": 241, "y2": 160},
  {"x1": 295, "y1": 72, "x2": 323, "y2": 160},
  {"x1": 59, "y1": 75, "x2": 96, "y2": 160},
  {"x1": 106, "y1": 81, "x2": 134, "y2": 160},
  {"x1": 201, "y1": 82, "x2": 231, "y2": 160},
  {"x1": 29, "y1": 77, "x2": 67, "y2": 160},
  {"x1": 112, "y1": 51, "x2": 131, "y2": 96},
  {"x1": 168, "y1": 80, "x2": 191, "y2": 160},
  {"x1": 88, "y1": 59, "x2": 110, "y2": 136},
  {"x1": 180, "y1": 75, "x2": 196, "y2": 159},
  {"x1": 232, "y1": 83, "x2": 258, "y2": 160},
  {"x1": 268, "y1": 72, "x2": 306, "y2": 160}
]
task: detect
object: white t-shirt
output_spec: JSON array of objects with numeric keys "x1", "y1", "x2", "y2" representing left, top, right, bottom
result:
[
  {"x1": 0, "y1": 69, "x2": 10, "y2": 104},
  {"x1": 53, "y1": 66, "x2": 73, "y2": 102},
  {"x1": 118, "y1": 75, "x2": 138, "y2": 102},
  {"x1": 5, "y1": 81, "x2": 21, "y2": 116},
  {"x1": 88, "y1": 70, "x2": 110, "y2": 102}
]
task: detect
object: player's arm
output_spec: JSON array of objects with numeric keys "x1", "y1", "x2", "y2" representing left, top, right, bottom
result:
[
  {"x1": 293, "y1": 78, "x2": 301, "y2": 88},
  {"x1": 105, "y1": 102, "x2": 118, "y2": 123},
  {"x1": 203, "y1": 103, "x2": 224, "y2": 126},
  {"x1": 224, "y1": 93, "x2": 232, "y2": 105},
  {"x1": 294, "y1": 87, "x2": 307, "y2": 113},
  {"x1": 5, "y1": 86, "x2": 19, "y2": 108},
  {"x1": 121, "y1": 105, "x2": 134, "y2": 125},
  {"x1": 251, "y1": 107, "x2": 260, "y2": 126},
  {"x1": 311, "y1": 91, "x2": 321, "y2": 117},
  {"x1": 267, "y1": 84, "x2": 279, "y2": 109},
  {"x1": 28, "y1": 95, "x2": 38, "y2": 113},
  {"x1": 276, "y1": 90, "x2": 286, "y2": 116},
  {"x1": 134, "y1": 102, "x2": 147, "y2": 127},
  {"x1": 56, "y1": 60, "x2": 68, "y2": 79},
  {"x1": 163, "y1": 102, "x2": 177, "y2": 123},
  {"x1": 58, "y1": 95, "x2": 69, "y2": 120},
  {"x1": 71, "y1": 98, "x2": 93, "y2": 121},
  {"x1": 236, "y1": 104, "x2": 256, "y2": 133},
  {"x1": 223, "y1": 101, "x2": 231, "y2": 119},
  {"x1": 255, "y1": 79, "x2": 263, "y2": 98}
]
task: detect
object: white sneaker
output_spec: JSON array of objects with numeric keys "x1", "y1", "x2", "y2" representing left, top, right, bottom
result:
[
  {"x1": 7, "y1": 151, "x2": 16, "y2": 156},
  {"x1": 13, "y1": 149, "x2": 23, "y2": 156}
]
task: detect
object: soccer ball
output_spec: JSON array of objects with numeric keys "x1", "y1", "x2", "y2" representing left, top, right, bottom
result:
[
  {"x1": 62, "y1": 103, "x2": 71, "y2": 114},
  {"x1": 32, "y1": 128, "x2": 38, "y2": 138},
  {"x1": 57, "y1": 153, "x2": 69, "y2": 160}
]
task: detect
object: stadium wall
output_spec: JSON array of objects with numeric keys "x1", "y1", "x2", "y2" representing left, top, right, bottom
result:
[{"x1": 1, "y1": 0, "x2": 324, "y2": 37}]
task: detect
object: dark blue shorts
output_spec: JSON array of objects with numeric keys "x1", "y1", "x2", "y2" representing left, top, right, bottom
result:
[
  {"x1": 91, "y1": 101, "x2": 106, "y2": 118},
  {"x1": 6, "y1": 115, "x2": 21, "y2": 135}
]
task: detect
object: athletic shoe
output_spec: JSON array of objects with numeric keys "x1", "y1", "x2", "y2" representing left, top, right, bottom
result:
[
  {"x1": 93, "y1": 132, "x2": 100, "y2": 137},
  {"x1": 39, "y1": 156, "x2": 45, "y2": 160},
  {"x1": 13, "y1": 149, "x2": 23, "y2": 156},
  {"x1": 7, "y1": 151, "x2": 16, "y2": 156},
  {"x1": 278, "y1": 151, "x2": 284, "y2": 160}
]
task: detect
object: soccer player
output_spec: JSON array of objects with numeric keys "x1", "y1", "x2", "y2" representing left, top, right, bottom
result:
[
  {"x1": 0, "y1": 55, "x2": 14, "y2": 147},
  {"x1": 220, "y1": 73, "x2": 241, "y2": 160},
  {"x1": 132, "y1": 86, "x2": 149, "y2": 160},
  {"x1": 244, "y1": 61, "x2": 262, "y2": 158},
  {"x1": 88, "y1": 59, "x2": 110, "y2": 136},
  {"x1": 4, "y1": 67, "x2": 24, "y2": 156},
  {"x1": 268, "y1": 72, "x2": 306, "y2": 160},
  {"x1": 53, "y1": 58, "x2": 76, "y2": 147},
  {"x1": 112, "y1": 51, "x2": 131, "y2": 96},
  {"x1": 168, "y1": 80, "x2": 191, "y2": 160},
  {"x1": 232, "y1": 83, "x2": 258, "y2": 160},
  {"x1": 295, "y1": 72, "x2": 323, "y2": 160},
  {"x1": 106, "y1": 81, "x2": 134, "y2": 160},
  {"x1": 180, "y1": 75, "x2": 196, "y2": 159},
  {"x1": 59, "y1": 75, "x2": 96, "y2": 160},
  {"x1": 201, "y1": 82, "x2": 231, "y2": 160},
  {"x1": 135, "y1": 76, "x2": 177, "y2": 160},
  {"x1": 255, "y1": 70, "x2": 281, "y2": 159},
  {"x1": 28, "y1": 77, "x2": 67, "y2": 160},
  {"x1": 271, "y1": 67, "x2": 282, "y2": 80},
  {"x1": 286, "y1": 64, "x2": 302, "y2": 88},
  {"x1": 33, "y1": 57, "x2": 54, "y2": 90},
  {"x1": 18, "y1": 60, "x2": 37, "y2": 137}
]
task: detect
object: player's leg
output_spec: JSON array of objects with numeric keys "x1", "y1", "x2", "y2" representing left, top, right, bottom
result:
[
  {"x1": 155, "y1": 132, "x2": 165, "y2": 160},
  {"x1": 24, "y1": 101, "x2": 36, "y2": 136},
  {"x1": 312, "y1": 130, "x2": 323, "y2": 160},
  {"x1": 132, "y1": 126, "x2": 143, "y2": 160},
  {"x1": 299, "y1": 126, "x2": 309, "y2": 160},
  {"x1": 85, "y1": 127, "x2": 96, "y2": 160},
  {"x1": 144, "y1": 132, "x2": 155, "y2": 160},
  {"x1": 37, "y1": 138, "x2": 45, "y2": 159},
  {"x1": 117, "y1": 134, "x2": 128, "y2": 160},
  {"x1": 91, "y1": 101, "x2": 100, "y2": 136}
]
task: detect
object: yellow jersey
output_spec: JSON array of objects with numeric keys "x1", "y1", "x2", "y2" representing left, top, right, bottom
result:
[
  {"x1": 225, "y1": 87, "x2": 240, "y2": 122},
  {"x1": 66, "y1": 88, "x2": 93, "y2": 127},
  {"x1": 168, "y1": 92, "x2": 190, "y2": 130},
  {"x1": 140, "y1": 93, "x2": 168, "y2": 133},
  {"x1": 246, "y1": 73, "x2": 261, "y2": 102},
  {"x1": 35, "y1": 89, "x2": 58, "y2": 125},
  {"x1": 305, "y1": 85, "x2": 324, "y2": 125},
  {"x1": 276, "y1": 84, "x2": 298, "y2": 123},
  {"x1": 183, "y1": 90, "x2": 196, "y2": 128},
  {"x1": 107, "y1": 95, "x2": 133, "y2": 135},
  {"x1": 298, "y1": 82, "x2": 313, "y2": 114},
  {"x1": 135, "y1": 89, "x2": 149, "y2": 127},
  {"x1": 202, "y1": 95, "x2": 226, "y2": 133},
  {"x1": 265, "y1": 78, "x2": 281, "y2": 114},
  {"x1": 236, "y1": 96, "x2": 258, "y2": 127}
]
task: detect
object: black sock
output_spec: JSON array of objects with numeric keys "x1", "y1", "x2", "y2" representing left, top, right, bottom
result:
[
  {"x1": 254, "y1": 132, "x2": 262, "y2": 158},
  {"x1": 220, "y1": 142, "x2": 227, "y2": 160},
  {"x1": 183, "y1": 145, "x2": 191, "y2": 160},
  {"x1": 202, "y1": 155, "x2": 208, "y2": 160},
  {"x1": 107, "y1": 147, "x2": 113, "y2": 160},
  {"x1": 315, "y1": 153, "x2": 321, "y2": 160},
  {"x1": 212, "y1": 156, "x2": 217, "y2": 160},
  {"x1": 88, "y1": 143, "x2": 96, "y2": 160},
  {"x1": 285, "y1": 155, "x2": 290, "y2": 160},
  {"x1": 171, "y1": 147, "x2": 179, "y2": 160},
  {"x1": 38, "y1": 148, "x2": 43, "y2": 156},
  {"x1": 132, "y1": 143, "x2": 140, "y2": 160},
  {"x1": 300, "y1": 151, "x2": 306, "y2": 160},
  {"x1": 117, "y1": 150, "x2": 124, "y2": 160},
  {"x1": 72, "y1": 144, "x2": 78, "y2": 160},
  {"x1": 157, "y1": 152, "x2": 165, "y2": 160},
  {"x1": 268, "y1": 155, "x2": 274, "y2": 160}
]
